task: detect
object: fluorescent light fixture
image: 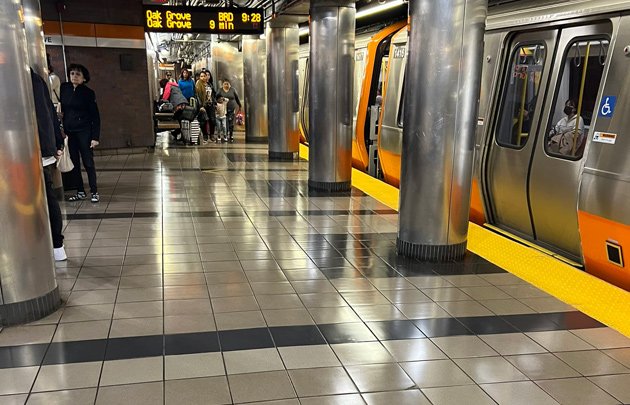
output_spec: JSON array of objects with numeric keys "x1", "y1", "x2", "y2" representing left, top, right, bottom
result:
[
  {"x1": 356, "y1": 0, "x2": 406, "y2": 19},
  {"x1": 299, "y1": 26, "x2": 309, "y2": 37}
]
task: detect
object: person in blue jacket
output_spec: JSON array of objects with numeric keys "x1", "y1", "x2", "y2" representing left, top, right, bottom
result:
[{"x1": 178, "y1": 68, "x2": 195, "y2": 100}]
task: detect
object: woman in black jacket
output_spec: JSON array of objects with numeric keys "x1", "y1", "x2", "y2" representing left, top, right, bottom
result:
[{"x1": 60, "y1": 64, "x2": 101, "y2": 202}]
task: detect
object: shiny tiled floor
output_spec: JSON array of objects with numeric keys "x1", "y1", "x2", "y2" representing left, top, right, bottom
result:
[{"x1": 1, "y1": 140, "x2": 630, "y2": 404}]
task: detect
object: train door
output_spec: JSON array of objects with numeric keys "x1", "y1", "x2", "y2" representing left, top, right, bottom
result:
[
  {"x1": 299, "y1": 58, "x2": 310, "y2": 143},
  {"x1": 486, "y1": 30, "x2": 558, "y2": 238},
  {"x1": 486, "y1": 23, "x2": 611, "y2": 261},
  {"x1": 353, "y1": 21, "x2": 406, "y2": 171},
  {"x1": 528, "y1": 23, "x2": 611, "y2": 260}
]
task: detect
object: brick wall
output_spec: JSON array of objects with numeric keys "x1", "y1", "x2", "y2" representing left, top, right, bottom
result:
[
  {"x1": 47, "y1": 46, "x2": 154, "y2": 149},
  {"x1": 42, "y1": 0, "x2": 154, "y2": 149}
]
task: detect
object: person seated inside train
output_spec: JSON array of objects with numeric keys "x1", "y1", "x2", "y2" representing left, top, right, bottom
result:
[{"x1": 547, "y1": 99, "x2": 585, "y2": 156}]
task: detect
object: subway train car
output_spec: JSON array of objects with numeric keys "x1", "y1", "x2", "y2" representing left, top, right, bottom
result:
[
  {"x1": 300, "y1": 0, "x2": 630, "y2": 291},
  {"x1": 298, "y1": 20, "x2": 406, "y2": 172}
]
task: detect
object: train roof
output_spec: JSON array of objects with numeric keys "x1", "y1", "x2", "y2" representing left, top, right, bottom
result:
[{"x1": 487, "y1": 0, "x2": 629, "y2": 31}]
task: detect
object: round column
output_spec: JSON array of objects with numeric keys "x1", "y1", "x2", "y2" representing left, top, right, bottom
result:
[
  {"x1": 23, "y1": 0, "x2": 64, "y2": 201},
  {"x1": 266, "y1": 21, "x2": 299, "y2": 160},
  {"x1": 308, "y1": 0, "x2": 355, "y2": 191},
  {"x1": 397, "y1": 0, "x2": 488, "y2": 261},
  {"x1": 243, "y1": 34, "x2": 268, "y2": 143},
  {"x1": 0, "y1": 0, "x2": 60, "y2": 326}
]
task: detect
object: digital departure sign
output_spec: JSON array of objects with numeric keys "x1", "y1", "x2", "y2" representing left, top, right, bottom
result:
[{"x1": 143, "y1": 5, "x2": 264, "y2": 34}]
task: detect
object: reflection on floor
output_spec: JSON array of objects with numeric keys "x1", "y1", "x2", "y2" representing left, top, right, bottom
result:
[{"x1": 1, "y1": 140, "x2": 629, "y2": 405}]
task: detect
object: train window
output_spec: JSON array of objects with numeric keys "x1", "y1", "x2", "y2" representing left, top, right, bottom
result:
[
  {"x1": 354, "y1": 49, "x2": 368, "y2": 118},
  {"x1": 495, "y1": 43, "x2": 546, "y2": 149},
  {"x1": 544, "y1": 38, "x2": 609, "y2": 160}
]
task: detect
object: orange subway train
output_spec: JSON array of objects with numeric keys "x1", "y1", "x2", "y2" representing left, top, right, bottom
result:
[{"x1": 298, "y1": 0, "x2": 630, "y2": 291}]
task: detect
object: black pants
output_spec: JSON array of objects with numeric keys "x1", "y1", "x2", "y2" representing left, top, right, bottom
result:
[
  {"x1": 227, "y1": 110, "x2": 235, "y2": 138},
  {"x1": 67, "y1": 131, "x2": 97, "y2": 194},
  {"x1": 44, "y1": 166, "x2": 64, "y2": 248},
  {"x1": 197, "y1": 108, "x2": 211, "y2": 141}
]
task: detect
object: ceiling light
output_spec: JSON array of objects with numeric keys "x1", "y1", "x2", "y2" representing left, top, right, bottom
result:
[{"x1": 356, "y1": 0, "x2": 405, "y2": 18}]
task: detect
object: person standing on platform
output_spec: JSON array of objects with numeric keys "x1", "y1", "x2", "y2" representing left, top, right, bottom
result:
[
  {"x1": 60, "y1": 63, "x2": 101, "y2": 203},
  {"x1": 195, "y1": 71, "x2": 216, "y2": 143},
  {"x1": 47, "y1": 54, "x2": 61, "y2": 108},
  {"x1": 31, "y1": 68, "x2": 66, "y2": 261},
  {"x1": 216, "y1": 79, "x2": 241, "y2": 143},
  {"x1": 203, "y1": 68, "x2": 215, "y2": 88},
  {"x1": 215, "y1": 96, "x2": 228, "y2": 143},
  {"x1": 178, "y1": 68, "x2": 195, "y2": 101},
  {"x1": 159, "y1": 71, "x2": 172, "y2": 97}
]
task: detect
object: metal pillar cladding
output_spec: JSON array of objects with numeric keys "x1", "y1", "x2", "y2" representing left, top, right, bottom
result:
[
  {"x1": 243, "y1": 34, "x2": 269, "y2": 143},
  {"x1": 22, "y1": 0, "x2": 47, "y2": 80},
  {"x1": 266, "y1": 22, "x2": 299, "y2": 159},
  {"x1": 22, "y1": 0, "x2": 64, "y2": 201},
  {"x1": 0, "y1": 0, "x2": 60, "y2": 326},
  {"x1": 308, "y1": 0, "x2": 355, "y2": 191},
  {"x1": 397, "y1": 0, "x2": 488, "y2": 262}
]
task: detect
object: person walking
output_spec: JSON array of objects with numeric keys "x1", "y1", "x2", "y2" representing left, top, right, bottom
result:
[
  {"x1": 31, "y1": 68, "x2": 66, "y2": 261},
  {"x1": 216, "y1": 79, "x2": 241, "y2": 143},
  {"x1": 60, "y1": 63, "x2": 101, "y2": 203}
]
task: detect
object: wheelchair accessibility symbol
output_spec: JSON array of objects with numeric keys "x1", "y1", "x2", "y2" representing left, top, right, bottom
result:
[{"x1": 599, "y1": 96, "x2": 616, "y2": 118}]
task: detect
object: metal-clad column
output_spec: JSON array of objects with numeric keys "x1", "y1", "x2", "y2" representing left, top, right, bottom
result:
[
  {"x1": 23, "y1": 0, "x2": 64, "y2": 201},
  {"x1": 308, "y1": 0, "x2": 355, "y2": 191},
  {"x1": 266, "y1": 21, "x2": 299, "y2": 159},
  {"x1": 22, "y1": 0, "x2": 47, "y2": 79},
  {"x1": 243, "y1": 34, "x2": 268, "y2": 143},
  {"x1": 0, "y1": 0, "x2": 60, "y2": 326},
  {"x1": 397, "y1": 0, "x2": 488, "y2": 261}
]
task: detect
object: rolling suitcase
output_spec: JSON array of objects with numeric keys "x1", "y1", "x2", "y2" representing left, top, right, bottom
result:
[
  {"x1": 180, "y1": 119, "x2": 191, "y2": 144},
  {"x1": 180, "y1": 119, "x2": 201, "y2": 145},
  {"x1": 190, "y1": 119, "x2": 201, "y2": 145}
]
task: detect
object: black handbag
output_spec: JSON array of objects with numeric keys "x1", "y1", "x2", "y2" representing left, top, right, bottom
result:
[
  {"x1": 180, "y1": 106, "x2": 197, "y2": 121},
  {"x1": 158, "y1": 102, "x2": 174, "y2": 113}
]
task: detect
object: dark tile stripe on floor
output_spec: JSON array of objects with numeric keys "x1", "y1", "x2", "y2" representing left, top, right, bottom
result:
[{"x1": 0, "y1": 311, "x2": 604, "y2": 368}]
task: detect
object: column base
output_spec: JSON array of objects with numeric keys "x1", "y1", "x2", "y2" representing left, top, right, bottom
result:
[
  {"x1": 0, "y1": 287, "x2": 61, "y2": 327},
  {"x1": 269, "y1": 151, "x2": 297, "y2": 161},
  {"x1": 397, "y1": 239, "x2": 467, "y2": 262},
  {"x1": 308, "y1": 180, "x2": 351, "y2": 192}
]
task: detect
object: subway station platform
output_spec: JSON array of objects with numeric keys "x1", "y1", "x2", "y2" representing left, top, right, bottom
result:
[{"x1": 1, "y1": 139, "x2": 629, "y2": 405}]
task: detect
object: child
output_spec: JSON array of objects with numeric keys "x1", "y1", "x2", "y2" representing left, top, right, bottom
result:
[{"x1": 215, "y1": 96, "x2": 228, "y2": 143}]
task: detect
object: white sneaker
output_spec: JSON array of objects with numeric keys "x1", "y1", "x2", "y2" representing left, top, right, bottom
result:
[{"x1": 54, "y1": 246, "x2": 67, "y2": 261}]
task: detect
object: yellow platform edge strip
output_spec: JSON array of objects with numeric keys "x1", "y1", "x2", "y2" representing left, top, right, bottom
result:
[{"x1": 299, "y1": 143, "x2": 630, "y2": 336}]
